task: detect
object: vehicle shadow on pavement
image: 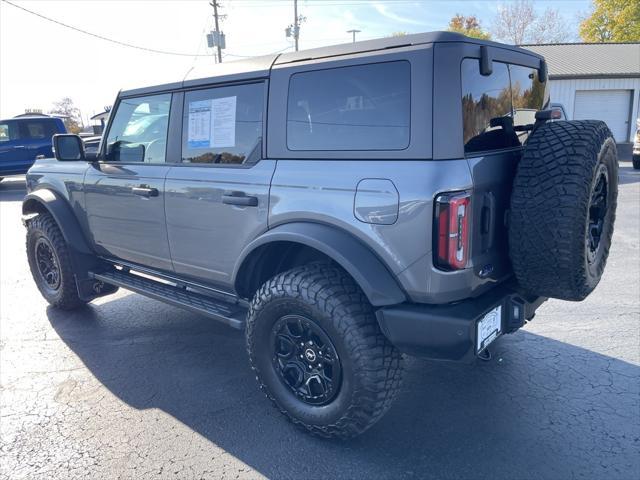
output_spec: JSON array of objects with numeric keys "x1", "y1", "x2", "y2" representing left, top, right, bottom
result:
[{"x1": 46, "y1": 295, "x2": 639, "y2": 480}]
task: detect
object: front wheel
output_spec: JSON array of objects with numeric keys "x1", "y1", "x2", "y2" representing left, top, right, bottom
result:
[
  {"x1": 246, "y1": 263, "x2": 403, "y2": 439},
  {"x1": 26, "y1": 213, "x2": 87, "y2": 310}
]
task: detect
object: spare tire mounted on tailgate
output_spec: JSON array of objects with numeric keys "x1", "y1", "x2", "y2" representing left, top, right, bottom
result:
[{"x1": 509, "y1": 120, "x2": 618, "y2": 301}]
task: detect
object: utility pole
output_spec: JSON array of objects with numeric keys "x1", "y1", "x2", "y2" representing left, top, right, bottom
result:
[
  {"x1": 210, "y1": 1, "x2": 224, "y2": 63},
  {"x1": 293, "y1": 0, "x2": 299, "y2": 51},
  {"x1": 347, "y1": 29, "x2": 361, "y2": 43},
  {"x1": 285, "y1": 0, "x2": 305, "y2": 51}
]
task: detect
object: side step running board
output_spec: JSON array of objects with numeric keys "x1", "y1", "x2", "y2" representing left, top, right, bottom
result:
[{"x1": 91, "y1": 269, "x2": 247, "y2": 329}]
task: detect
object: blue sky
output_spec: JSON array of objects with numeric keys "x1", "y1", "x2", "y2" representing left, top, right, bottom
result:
[{"x1": 0, "y1": 0, "x2": 592, "y2": 119}]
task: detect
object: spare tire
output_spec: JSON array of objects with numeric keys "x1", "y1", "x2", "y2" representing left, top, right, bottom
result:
[{"x1": 509, "y1": 120, "x2": 618, "y2": 301}]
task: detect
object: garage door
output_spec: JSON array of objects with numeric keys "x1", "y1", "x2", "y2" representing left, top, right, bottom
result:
[{"x1": 574, "y1": 90, "x2": 632, "y2": 142}]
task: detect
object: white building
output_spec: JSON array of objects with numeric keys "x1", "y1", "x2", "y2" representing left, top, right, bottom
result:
[{"x1": 526, "y1": 43, "x2": 640, "y2": 143}]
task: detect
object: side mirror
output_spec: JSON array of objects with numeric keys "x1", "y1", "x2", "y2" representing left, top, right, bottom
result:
[{"x1": 52, "y1": 134, "x2": 85, "y2": 161}]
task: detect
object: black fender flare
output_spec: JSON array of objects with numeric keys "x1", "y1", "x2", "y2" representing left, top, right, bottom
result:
[
  {"x1": 22, "y1": 189, "x2": 93, "y2": 255},
  {"x1": 233, "y1": 222, "x2": 406, "y2": 307}
]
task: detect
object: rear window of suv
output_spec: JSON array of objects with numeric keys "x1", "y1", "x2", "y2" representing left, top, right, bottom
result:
[
  {"x1": 286, "y1": 61, "x2": 411, "y2": 151},
  {"x1": 462, "y1": 58, "x2": 546, "y2": 154}
]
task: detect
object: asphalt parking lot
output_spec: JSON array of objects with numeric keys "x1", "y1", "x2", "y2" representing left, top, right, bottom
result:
[{"x1": 1, "y1": 164, "x2": 638, "y2": 480}]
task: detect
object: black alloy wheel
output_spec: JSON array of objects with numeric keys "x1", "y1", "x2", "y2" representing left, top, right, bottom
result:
[
  {"x1": 587, "y1": 165, "x2": 608, "y2": 265},
  {"x1": 271, "y1": 314, "x2": 342, "y2": 406},
  {"x1": 35, "y1": 237, "x2": 61, "y2": 291}
]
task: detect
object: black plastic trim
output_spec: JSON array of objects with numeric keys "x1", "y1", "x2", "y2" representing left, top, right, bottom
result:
[
  {"x1": 376, "y1": 284, "x2": 546, "y2": 361},
  {"x1": 92, "y1": 269, "x2": 246, "y2": 329},
  {"x1": 233, "y1": 222, "x2": 407, "y2": 307},
  {"x1": 22, "y1": 189, "x2": 92, "y2": 255}
]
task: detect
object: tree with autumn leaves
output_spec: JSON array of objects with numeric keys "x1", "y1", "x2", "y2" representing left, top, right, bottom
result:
[
  {"x1": 448, "y1": 14, "x2": 491, "y2": 40},
  {"x1": 449, "y1": 0, "x2": 638, "y2": 45}
]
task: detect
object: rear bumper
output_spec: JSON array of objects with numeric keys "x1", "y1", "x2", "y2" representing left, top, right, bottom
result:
[{"x1": 375, "y1": 284, "x2": 546, "y2": 362}]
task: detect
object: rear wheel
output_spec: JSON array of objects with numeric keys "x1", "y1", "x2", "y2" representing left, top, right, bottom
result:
[
  {"x1": 246, "y1": 263, "x2": 403, "y2": 438},
  {"x1": 633, "y1": 155, "x2": 640, "y2": 170},
  {"x1": 509, "y1": 120, "x2": 618, "y2": 301},
  {"x1": 26, "y1": 213, "x2": 86, "y2": 310}
]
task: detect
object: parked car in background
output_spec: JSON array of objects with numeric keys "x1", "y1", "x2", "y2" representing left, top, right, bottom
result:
[
  {"x1": 0, "y1": 115, "x2": 66, "y2": 181},
  {"x1": 633, "y1": 119, "x2": 639, "y2": 170},
  {"x1": 81, "y1": 135, "x2": 102, "y2": 157},
  {"x1": 550, "y1": 102, "x2": 568, "y2": 120}
]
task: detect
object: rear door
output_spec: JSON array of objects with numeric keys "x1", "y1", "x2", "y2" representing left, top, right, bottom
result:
[
  {"x1": 18, "y1": 118, "x2": 58, "y2": 162},
  {"x1": 164, "y1": 81, "x2": 273, "y2": 288},
  {"x1": 438, "y1": 44, "x2": 548, "y2": 281},
  {"x1": 84, "y1": 93, "x2": 174, "y2": 271}
]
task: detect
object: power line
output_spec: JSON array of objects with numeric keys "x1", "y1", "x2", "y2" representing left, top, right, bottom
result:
[{"x1": 1, "y1": 0, "x2": 212, "y2": 57}]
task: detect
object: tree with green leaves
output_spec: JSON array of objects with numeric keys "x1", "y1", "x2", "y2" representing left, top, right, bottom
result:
[
  {"x1": 49, "y1": 97, "x2": 83, "y2": 134},
  {"x1": 580, "y1": 0, "x2": 640, "y2": 42},
  {"x1": 448, "y1": 14, "x2": 491, "y2": 40}
]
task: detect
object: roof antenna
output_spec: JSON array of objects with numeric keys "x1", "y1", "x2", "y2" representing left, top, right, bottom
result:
[{"x1": 182, "y1": 65, "x2": 195, "y2": 83}]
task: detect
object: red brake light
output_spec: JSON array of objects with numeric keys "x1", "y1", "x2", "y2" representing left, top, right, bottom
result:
[{"x1": 434, "y1": 191, "x2": 472, "y2": 270}]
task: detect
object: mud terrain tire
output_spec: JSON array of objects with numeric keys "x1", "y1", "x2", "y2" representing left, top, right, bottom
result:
[{"x1": 509, "y1": 120, "x2": 618, "y2": 301}]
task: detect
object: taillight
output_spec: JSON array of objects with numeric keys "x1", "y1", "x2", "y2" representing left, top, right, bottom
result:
[{"x1": 434, "y1": 191, "x2": 472, "y2": 270}]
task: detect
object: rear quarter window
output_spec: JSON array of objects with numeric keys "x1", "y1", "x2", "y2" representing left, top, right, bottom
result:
[{"x1": 286, "y1": 61, "x2": 411, "y2": 151}]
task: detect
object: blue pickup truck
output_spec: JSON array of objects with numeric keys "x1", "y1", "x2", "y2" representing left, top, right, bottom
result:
[{"x1": 0, "y1": 116, "x2": 67, "y2": 181}]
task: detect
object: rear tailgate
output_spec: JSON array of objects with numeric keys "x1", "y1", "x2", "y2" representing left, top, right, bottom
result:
[{"x1": 467, "y1": 151, "x2": 520, "y2": 283}]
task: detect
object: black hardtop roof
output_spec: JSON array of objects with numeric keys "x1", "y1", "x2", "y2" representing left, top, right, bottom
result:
[{"x1": 119, "y1": 31, "x2": 542, "y2": 97}]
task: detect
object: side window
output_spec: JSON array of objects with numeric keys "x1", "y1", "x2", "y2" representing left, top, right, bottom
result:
[
  {"x1": 287, "y1": 61, "x2": 411, "y2": 151},
  {"x1": 461, "y1": 60, "x2": 516, "y2": 154},
  {"x1": 509, "y1": 64, "x2": 547, "y2": 141},
  {"x1": 25, "y1": 121, "x2": 46, "y2": 139},
  {"x1": 0, "y1": 123, "x2": 17, "y2": 142},
  {"x1": 0, "y1": 124, "x2": 8, "y2": 142},
  {"x1": 21, "y1": 120, "x2": 58, "y2": 140},
  {"x1": 182, "y1": 82, "x2": 263, "y2": 165},
  {"x1": 105, "y1": 94, "x2": 171, "y2": 163}
]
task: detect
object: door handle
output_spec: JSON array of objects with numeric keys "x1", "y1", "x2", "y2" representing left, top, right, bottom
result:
[
  {"x1": 14, "y1": 145, "x2": 26, "y2": 149},
  {"x1": 132, "y1": 186, "x2": 159, "y2": 198},
  {"x1": 222, "y1": 191, "x2": 258, "y2": 207}
]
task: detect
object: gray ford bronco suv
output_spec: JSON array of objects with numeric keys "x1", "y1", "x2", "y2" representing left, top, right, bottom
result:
[{"x1": 23, "y1": 32, "x2": 618, "y2": 438}]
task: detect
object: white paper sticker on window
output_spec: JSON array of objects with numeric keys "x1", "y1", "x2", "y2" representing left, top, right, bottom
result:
[
  {"x1": 211, "y1": 96, "x2": 236, "y2": 148},
  {"x1": 187, "y1": 100, "x2": 212, "y2": 148}
]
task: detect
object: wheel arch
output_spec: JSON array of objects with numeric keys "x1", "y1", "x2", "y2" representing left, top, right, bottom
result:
[
  {"x1": 233, "y1": 222, "x2": 406, "y2": 307},
  {"x1": 22, "y1": 189, "x2": 93, "y2": 255}
]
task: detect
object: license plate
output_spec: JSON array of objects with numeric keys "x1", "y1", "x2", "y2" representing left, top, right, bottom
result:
[{"x1": 477, "y1": 305, "x2": 502, "y2": 353}]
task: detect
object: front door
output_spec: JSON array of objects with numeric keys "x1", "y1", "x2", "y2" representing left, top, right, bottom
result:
[
  {"x1": 0, "y1": 120, "x2": 30, "y2": 175},
  {"x1": 164, "y1": 82, "x2": 273, "y2": 288},
  {"x1": 84, "y1": 93, "x2": 174, "y2": 271}
]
